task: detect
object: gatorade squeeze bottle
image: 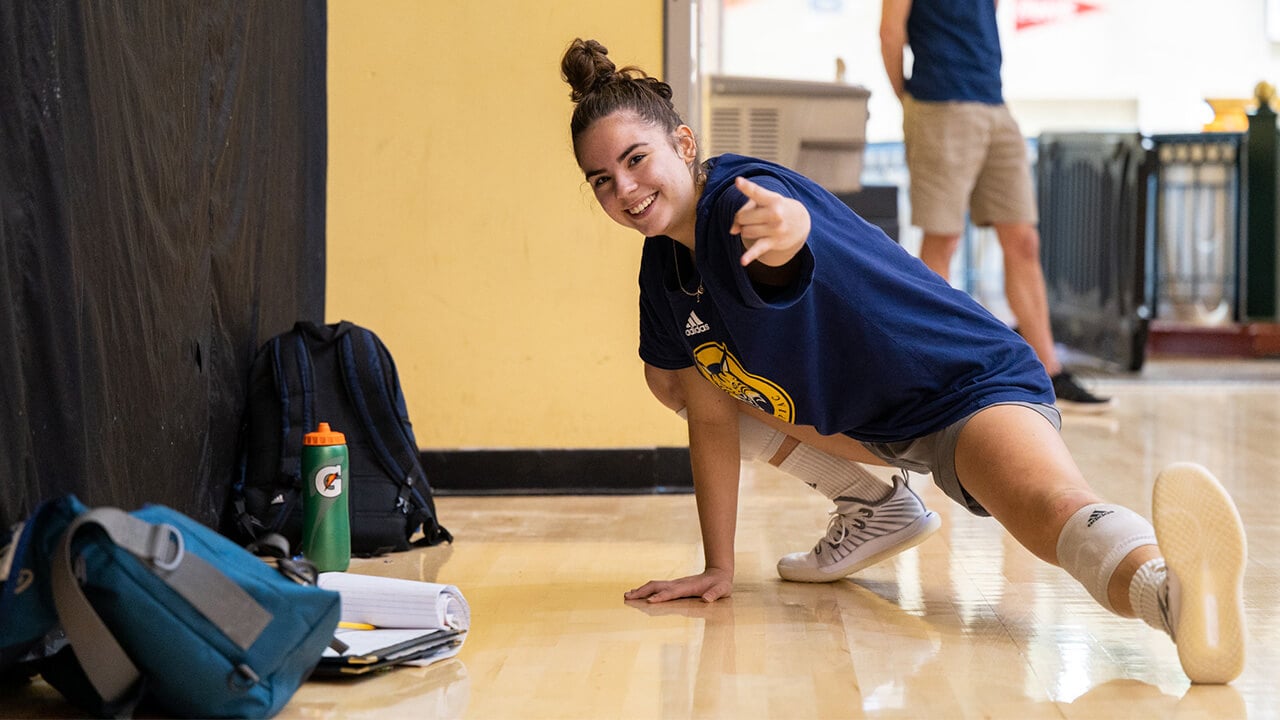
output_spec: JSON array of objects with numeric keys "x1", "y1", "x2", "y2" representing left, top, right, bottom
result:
[{"x1": 301, "y1": 422, "x2": 350, "y2": 572}]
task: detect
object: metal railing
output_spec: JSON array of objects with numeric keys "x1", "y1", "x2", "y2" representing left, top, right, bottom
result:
[
  {"x1": 1149, "y1": 134, "x2": 1244, "y2": 326},
  {"x1": 863, "y1": 126, "x2": 1263, "y2": 371},
  {"x1": 1037, "y1": 133, "x2": 1151, "y2": 370}
]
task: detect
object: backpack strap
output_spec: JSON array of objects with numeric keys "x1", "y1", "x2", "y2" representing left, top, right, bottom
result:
[
  {"x1": 336, "y1": 328, "x2": 449, "y2": 545},
  {"x1": 50, "y1": 508, "x2": 273, "y2": 711},
  {"x1": 267, "y1": 325, "x2": 318, "y2": 531},
  {"x1": 231, "y1": 327, "x2": 315, "y2": 542}
]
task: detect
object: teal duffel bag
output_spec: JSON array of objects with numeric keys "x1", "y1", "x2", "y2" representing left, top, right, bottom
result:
[{"x1": 0, "y1": 495, "x2": 341, "y2": 718}]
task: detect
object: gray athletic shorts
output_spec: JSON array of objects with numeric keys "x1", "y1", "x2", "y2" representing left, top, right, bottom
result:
[
  {"x1": 902, "y1": 95, "x2": 1038, "y2": 235},
  {"x1": 860, "y1": 401, "x2": 1061, "y2": 517}
]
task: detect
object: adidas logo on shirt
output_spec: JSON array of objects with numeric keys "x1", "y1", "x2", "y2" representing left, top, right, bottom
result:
[{"x1": 684, "y1": 311, "x2": 710, "y2": 336}]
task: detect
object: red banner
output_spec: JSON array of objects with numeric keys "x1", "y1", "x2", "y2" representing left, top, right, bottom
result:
[{"x1": 1015, "y1": 0, "x2": 1101, "y2": 31}]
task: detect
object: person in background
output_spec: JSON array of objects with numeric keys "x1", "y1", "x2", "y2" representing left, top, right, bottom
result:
[
  {"x1": 558, "y1": 37, "x2": 1247, "y2": 685},
  {"x1": 879, "y1": 0, "x2": 1111, "y2": 413}
]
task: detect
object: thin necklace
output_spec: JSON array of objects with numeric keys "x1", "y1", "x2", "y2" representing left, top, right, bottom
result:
[{"x1": 673, "y1": 242, "x2": 703, "y2": 302}]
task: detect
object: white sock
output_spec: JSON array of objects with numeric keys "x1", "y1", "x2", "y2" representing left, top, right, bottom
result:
[
  {"x1": 1130, "y1": 558, "x2": 1176, "y2": 635},
  {"x1": 778, "y1": 443, "x2": 890, "y2": 504},
  {"x1": 679, "y1": 409, "x2": 891, "y2": 504},
  {"x1": 1056, "y1": 503, "x2": 1157, "y2": 614}
]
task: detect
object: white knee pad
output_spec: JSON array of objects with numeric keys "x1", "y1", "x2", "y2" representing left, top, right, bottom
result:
[
  {"x1": 737, "y1": 414, "x2": 786, "y2": 462},
  {"x1": 1055, "y1": 504, "x2": 1156, "y2": 613},
  {"x1": 677, "y1": 407, "x2": 786, "y2": 462}
]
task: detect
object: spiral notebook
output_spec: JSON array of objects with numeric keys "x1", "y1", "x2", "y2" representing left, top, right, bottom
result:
[{"x1": 313, "y1": 572, "x2": 470, "y2": 676}]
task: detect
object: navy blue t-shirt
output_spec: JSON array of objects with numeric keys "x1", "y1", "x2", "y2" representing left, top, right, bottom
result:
[
  {"x1": 638, "y1": 154, "x2": 1051, "y2": 444},
  {"x1": 904, "y1": 0, "x2": 1003, "y2": 104}
]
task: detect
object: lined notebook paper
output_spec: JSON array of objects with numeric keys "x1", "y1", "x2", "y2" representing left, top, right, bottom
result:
[{"x1": 317, "y1": 572, "x2": 470, "y2": 669}]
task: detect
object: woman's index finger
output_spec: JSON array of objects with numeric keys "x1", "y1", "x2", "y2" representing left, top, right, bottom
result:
[{"x1": 734, "y1": 175, "x2": 778, "y2": 201}]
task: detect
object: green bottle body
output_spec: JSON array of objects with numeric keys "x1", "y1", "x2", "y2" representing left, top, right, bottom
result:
[{"x1": 301, "y1": 424, "x2": 350, "y2": 572}]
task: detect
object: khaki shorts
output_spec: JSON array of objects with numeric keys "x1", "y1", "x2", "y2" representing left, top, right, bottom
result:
[
  {"x1": 902, "y1": 95, "x2": 1038, "y2": 235},
  {"x1": 860, "y1": 401, "x2": 1061, "y2": 517}
]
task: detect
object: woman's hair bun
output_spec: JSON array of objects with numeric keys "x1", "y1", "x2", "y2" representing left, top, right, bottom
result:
[
  {"x1": 561, "y1": 37, "x2": 684, "y2": 142},
  {"x1": 561, "y1": 38, "x2": 616, "y2": 103}
]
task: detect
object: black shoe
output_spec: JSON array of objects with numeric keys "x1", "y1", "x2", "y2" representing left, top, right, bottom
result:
[{"x1": 1051, "y1": 371, "x2": 1113, "y2": 413}]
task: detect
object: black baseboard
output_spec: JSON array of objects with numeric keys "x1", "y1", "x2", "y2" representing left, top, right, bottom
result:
[{"x1": 420, "y1": 447, "x2": 694, "y2": 496}]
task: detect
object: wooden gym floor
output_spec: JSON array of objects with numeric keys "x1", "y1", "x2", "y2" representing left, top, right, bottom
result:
[{"x1": 10, "y1": 358, "x2": 1280, "y2": 718}]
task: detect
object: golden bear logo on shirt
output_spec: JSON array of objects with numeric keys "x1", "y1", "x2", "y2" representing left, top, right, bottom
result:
[{"x1": 693, "y1": 342, "x2": 794, "y2": 422}]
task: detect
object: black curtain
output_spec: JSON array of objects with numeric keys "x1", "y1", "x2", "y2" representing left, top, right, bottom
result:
[{"x1": 0, "y1": 0, "x2": 326, "y2": 529}]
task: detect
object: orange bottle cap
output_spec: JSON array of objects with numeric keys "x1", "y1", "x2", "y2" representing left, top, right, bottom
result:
[{"x1": 304, "y1": 422, "x2": 346, "y2": 446}]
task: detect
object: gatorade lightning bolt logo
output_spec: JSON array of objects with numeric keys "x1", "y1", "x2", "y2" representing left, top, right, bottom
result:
[{"x1": 313, "y1": 465, "x2": 344, "y2": 498}]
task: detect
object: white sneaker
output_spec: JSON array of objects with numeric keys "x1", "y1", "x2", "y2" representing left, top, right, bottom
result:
[
  {"x1": 1153, "y1": 462, "x2": 1247, "y2": 684},
  {"x1": 777, "y1": 474, "x2": 941, "y2": 583}
]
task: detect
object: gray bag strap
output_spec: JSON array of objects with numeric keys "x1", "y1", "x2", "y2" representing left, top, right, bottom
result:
[{"x1": 50, "y1": 507, "x2": 275, "y2": 706}]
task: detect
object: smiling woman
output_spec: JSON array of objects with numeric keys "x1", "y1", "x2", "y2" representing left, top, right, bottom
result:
[
  {"x1": 577, "y1": 113, "x2": 700, "y2": 244},
  {"x1": 556, "y1": 36, "x2": 1248, "y2": 686},
  {"x1": 563, "y1": 39, "x2": 702, "y2": 246}
]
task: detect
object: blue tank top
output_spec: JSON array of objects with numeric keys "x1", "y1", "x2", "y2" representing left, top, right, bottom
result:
[
  {"x1": 905, "y1": 0, "x2": 1003, "y2": 104},
  {"x1": 636, "y1": 154, "x2": 1052, "y2": 443}
]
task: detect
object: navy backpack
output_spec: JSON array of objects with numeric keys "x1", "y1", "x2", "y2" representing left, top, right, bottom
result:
[{"x1": 226, "y1": 321, "x2": 452, "y2": 556}]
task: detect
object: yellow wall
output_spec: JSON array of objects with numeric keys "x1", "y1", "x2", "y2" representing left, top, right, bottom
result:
[{"x1": 326, "y1": 1, "x2": 687, "y2": 449}]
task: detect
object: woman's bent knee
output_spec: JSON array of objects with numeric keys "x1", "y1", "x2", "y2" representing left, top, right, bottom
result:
[{"x1": 644, "y1": 364, "x2": 685, "y2": 412}]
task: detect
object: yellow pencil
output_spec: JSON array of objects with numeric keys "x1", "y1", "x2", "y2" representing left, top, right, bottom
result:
[{"x1": 337, "y1": 621, "x2": 376, "y2": 630}]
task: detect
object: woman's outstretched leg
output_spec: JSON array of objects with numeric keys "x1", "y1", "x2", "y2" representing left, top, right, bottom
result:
[{"x1": 955, "y1": 404, "x2": 1246, "y2": 684}]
